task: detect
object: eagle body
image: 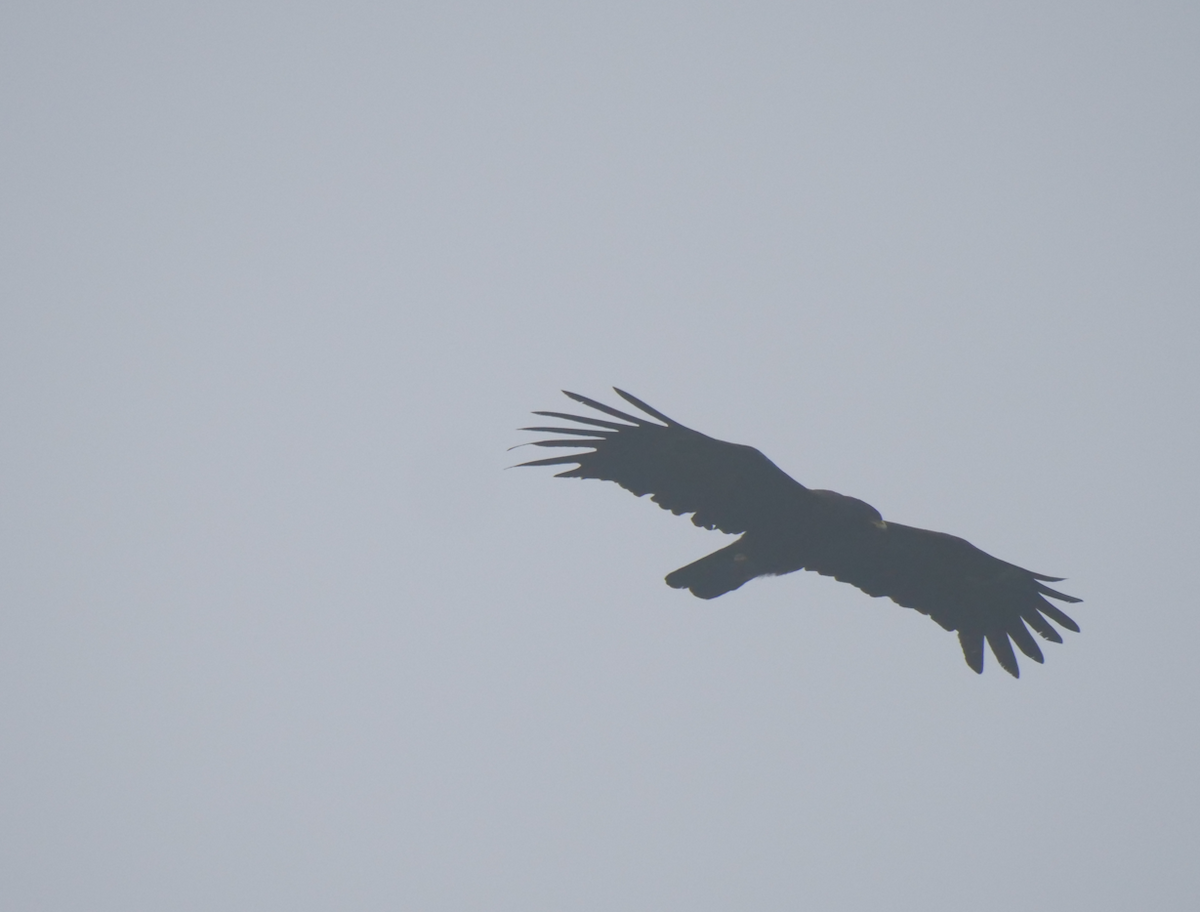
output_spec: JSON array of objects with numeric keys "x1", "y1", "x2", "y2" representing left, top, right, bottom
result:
[{"x1": 518, "y1": 389, "x2": 1081, "y2": 677}]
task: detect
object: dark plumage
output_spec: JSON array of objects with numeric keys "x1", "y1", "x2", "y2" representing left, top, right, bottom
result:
[{"x1": 517, "y1": 389, "x2": 1081, "y2": 677}]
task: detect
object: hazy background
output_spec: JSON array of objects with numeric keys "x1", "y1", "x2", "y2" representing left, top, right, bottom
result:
[{"x1": 2, "y1": 2, "x2": 1198, "y2": 909}]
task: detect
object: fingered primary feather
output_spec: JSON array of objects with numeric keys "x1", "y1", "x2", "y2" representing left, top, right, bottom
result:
[
  {"x1": 1037, "y1": 582, "x2": 1083, "y2": 604},
  {"x1": 959, "y1": 630, "x2": 985, "y2": 673},
  {"x1": 612, "y1": 388, "x2": 679, "y2": 426},
  {"x1": 1007, "y1": 618, "x2": 1045, "y2": 663},
  {"x1": 561, "y1": 391, "x2": 647, "y2": 425},
  {"x1": 986, "y1": 629, "x2": 1021, "y2": 677},
  {"x1": 1035, "y1": 599, "x2": 1081, "y2": 633},
  {"x1": 526, "y1": 439, "x2": 607, "y2": 448},
  {"x1": 521, "y1": 426, "x2": 612, "y2": 437},
  {"x1": 1021, "y1": 607, "x2": 1064, "y2": 643},
  {"x1": 515, "y1": 453, "x2": 594, "y2": 469},
  {"x1": 531, "y1": 410, "x2": 630, "y2": 430}
]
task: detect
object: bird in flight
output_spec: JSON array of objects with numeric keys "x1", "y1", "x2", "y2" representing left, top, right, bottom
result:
[{"x1": 517, "y1": 389, "x2": 1081, "y2": 677}]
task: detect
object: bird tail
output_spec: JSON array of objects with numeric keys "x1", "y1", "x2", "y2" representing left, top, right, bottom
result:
[{"x1": 665, "y1": 541, "x2": 757, "y2": 599}]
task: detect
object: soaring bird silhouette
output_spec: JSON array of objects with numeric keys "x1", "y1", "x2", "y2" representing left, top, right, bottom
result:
[{"x1": 517, "y1": 389, "x2": 1081, "y2": 677}]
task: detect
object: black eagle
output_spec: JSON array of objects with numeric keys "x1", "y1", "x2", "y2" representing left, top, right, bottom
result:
[{"x1": 517, "y1": 389, "x2": 1081, "y2": 677}]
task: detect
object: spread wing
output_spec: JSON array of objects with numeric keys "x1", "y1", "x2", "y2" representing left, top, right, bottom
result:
[
  {"x1": 517, "y1": 389, "x2": 1081, "y2": 678},
  {"x1": 811, "y1": 521, "x2": 1081, "y2": 676},
  {"x1": 515, "y1": 388, "x2": 812, "y2": 534}
]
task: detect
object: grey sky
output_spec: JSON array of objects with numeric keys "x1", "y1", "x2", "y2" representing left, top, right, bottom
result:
[{"x1": 2, "y1": 2, "x2": 1198, "y2": 910}]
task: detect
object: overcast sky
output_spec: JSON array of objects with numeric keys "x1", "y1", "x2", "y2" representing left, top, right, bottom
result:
[{"x1": 2, "y1": 3, "x2": 1198, "y2": 910}]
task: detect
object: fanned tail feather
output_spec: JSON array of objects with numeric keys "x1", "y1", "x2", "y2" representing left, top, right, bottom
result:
[{"x1": 665, "y1": 542, "x2": 756, "y2": 600}]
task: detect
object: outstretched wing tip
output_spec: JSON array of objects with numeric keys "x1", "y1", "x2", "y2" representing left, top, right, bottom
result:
[{"x1": 519, "y1": 388, "x2": 806, "y2": 535}]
